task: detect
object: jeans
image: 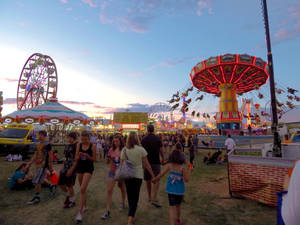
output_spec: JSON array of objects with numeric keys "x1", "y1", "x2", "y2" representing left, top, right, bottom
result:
[
  {"x1": 125, "y1": 178, "x2": 142, "y2": 217},
  {"x1": 190, "y1": 153, "x2": 195, "y2": 164}
]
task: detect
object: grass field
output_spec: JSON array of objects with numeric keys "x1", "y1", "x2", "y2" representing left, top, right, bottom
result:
[{"x1": 0, "y1": 150, "x2": 276, "y2": 225}]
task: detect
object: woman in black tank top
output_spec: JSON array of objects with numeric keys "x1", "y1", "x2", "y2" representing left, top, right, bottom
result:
[
  {"x1": 74, "y1": 131, "x2": 96, "y2": 223},
  {"x1": 77, "y1": 143, "x2": 94, "y2": 174}
]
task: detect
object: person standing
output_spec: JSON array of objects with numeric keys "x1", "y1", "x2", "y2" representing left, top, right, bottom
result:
[
  {"x1": 282, "y1": 160, "x2": 300, "y2": 225},
  {"x1": 96, "y1": 135, "x2": 104, "y2": 160},
  {"x1": 189, "y1": 135, "x2": 198, "y2": 165},
  {"x1": 26, "y1": 130, "x2": 53, "y2": 205},
  {"x1": 121, "y1": 132, "x2": 154, "y2": 225},
  {"x1": 248, "y1": 125, "x2": 252, "y2": 136},
  {"x1": 141, "y1": 124, "x2": 164, "y2": 207},
  {"x1": 58, "y1": 132, "x2": 78, "y2": 208},
  {"x1": 102, "y1": 135, "x2": 126, "y2": 220},
  {"x1": 74, "y1": 131, "x2": 97, "y2": 223},
  {"x1": 225, "y1": 134, "x2": 236, "y2": 155}
]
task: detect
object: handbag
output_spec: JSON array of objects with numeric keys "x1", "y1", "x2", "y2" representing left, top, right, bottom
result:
[{"x1": 114, "y1": 148, "x2": 135, "y2": 181}]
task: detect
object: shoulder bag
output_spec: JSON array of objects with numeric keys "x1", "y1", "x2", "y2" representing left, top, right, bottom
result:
[{"x1": 115, "y1": 148, "x2": 135, "y2": 181}]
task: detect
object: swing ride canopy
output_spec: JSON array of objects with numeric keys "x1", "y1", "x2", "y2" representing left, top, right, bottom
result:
[
  {"x1": 189, "y1": 54, "x2": 269, "y2": 127},
  {"x1": 3, "y1": 98, "x2": 90, "y2": 125}
]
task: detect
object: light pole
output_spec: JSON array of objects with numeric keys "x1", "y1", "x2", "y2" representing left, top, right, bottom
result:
[
  {"x1": 261, "y1": 0, "x2": 281, "y2": 156},
  {"x1": 0, "y1": 91, "x2": 3, "y2": 119}
]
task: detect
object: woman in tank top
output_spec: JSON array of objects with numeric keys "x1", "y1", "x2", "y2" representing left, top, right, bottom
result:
[{"x1": 74, "y1": 131, "x2": 96, "y2": 223}]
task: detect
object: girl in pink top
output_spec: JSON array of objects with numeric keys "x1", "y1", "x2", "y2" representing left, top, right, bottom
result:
[{"x1": 101, "y1": 135, "x2": 126, "y2": 220}]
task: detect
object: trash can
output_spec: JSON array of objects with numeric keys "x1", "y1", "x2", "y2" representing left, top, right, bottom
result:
[{"x1": 276, "y1": 191, "x2": 288, "y2": 225}]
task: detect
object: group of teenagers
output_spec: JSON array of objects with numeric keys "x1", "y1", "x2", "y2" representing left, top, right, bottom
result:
[{"x1": 11, "y1": 125, "x2": 193, "y2": 225}]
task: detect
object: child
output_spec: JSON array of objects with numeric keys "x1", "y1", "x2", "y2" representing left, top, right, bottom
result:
[
  {"x1": 10, "y1": 163, "x2": 33, "y2": 190},
  {"x1": 152, "y1": 149, "x2": 193, "y2": 225}
]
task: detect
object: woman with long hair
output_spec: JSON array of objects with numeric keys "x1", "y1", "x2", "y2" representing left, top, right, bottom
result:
[
  {"x1": 121, "y1": 132, "x2": 155, "y2": 225},
  {"x1": 73, "y1": 131, "x2": 96, "y2": 223},
  {"x1": 102, "y1": 135, "x2": 127, "y2": 220}
]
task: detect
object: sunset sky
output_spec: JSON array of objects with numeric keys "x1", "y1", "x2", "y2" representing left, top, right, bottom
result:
[{"x1": 0, "y1": 0, "x2": 300, "y2": 118}]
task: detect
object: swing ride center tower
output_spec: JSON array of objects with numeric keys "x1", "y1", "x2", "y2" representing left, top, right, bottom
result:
[{"x1": 190, "y1": 54, "x2": 269, "y2": 130}]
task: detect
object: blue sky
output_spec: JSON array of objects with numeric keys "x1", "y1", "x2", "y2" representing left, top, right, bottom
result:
[{"x1": 0, "y1": 0, "x2": 300, "y2": 118}]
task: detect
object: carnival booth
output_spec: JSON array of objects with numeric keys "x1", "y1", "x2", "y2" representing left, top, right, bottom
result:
[{"x1": 113, "y1": 112, "x2": 148, "y2": 135}]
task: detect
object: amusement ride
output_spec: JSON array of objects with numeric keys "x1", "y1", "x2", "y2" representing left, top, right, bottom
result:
[
  {"x1": 17, "y1": 53, "x2": 58, "y2": 110},
  {"x1": 167, "y1": 54, "x2": 299, "y2": 131}
]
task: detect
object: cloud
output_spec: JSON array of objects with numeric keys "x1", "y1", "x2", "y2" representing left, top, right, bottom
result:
[
  {"x1": 148, "y1": 56, "x2": 203, "y2": 70},
  {"x1": 60, "y1": 0, "x2": 67, "y2": 3},
  {"x1": 66, "y1": 7, "x2": 72, "y2": 11},
  {"x1": 17, "y1": 1, "x2": 24, "y2": 7},
  {"x1": 93, "y1": 105, "x2": 106, "y2": 109},
  {"x1": 3, "y1": 98, "x2": 16, "y2": 105},
  {"x1": 273, "y1": 1, "x2": 300, "y2": 44},
  {"x1": 0, "y1": 77, "x2": 18, "y2": 82},
  {"x1": 288, "y1": 2, "x2": 300, "y2": 12},
  {"x1": 129, "y1": 56, "x2": 202, "y2": 77},
  {"x1": 82, "y1": 0, "x2": 97, "y2": 8},
  {"x1": 101, "y1": 102, "x2": 173, "y2": 115},
  {"x1": 102, "y1": 103, "x2": 151, "y2": 114},
  {"x1": 17, "y1": 22, "x2": 26, "y2": 28},
  {"x1": 128, "y1": 72, "x2": 142, "y2": 77},
  {"x1": 60, "y1": 100, "x2": 94, "y2": 105},
  {"x1": 274, "y1": 19, "x2": 300, "y2": 44},
  {"x1": 99, "y1": 0, "x2": 213, "y2": 33},
  {"x1": 159, "y1": 56, "x2": 204, "y2": 67},
  {"x1": 196, "y1": 0, "x2": 213, "y2": 16}
]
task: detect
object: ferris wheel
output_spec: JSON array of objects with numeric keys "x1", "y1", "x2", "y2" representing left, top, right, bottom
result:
[{"x1": 17, "y1": 53, "x2": 58, "y2": 110}]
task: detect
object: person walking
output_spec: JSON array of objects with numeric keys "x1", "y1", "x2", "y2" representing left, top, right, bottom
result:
[
  {"x1": 96, "y1": 135, "x2": 104, "y2": 160},
  {"x1": 248, "y1": 125, "x2": 252, "y2": 136},
  {"x1": 74, "y1": 131, "x2": 96, "y2": 223},
  {"x1": 121, "y1": 132, "x2": 154, "y2": 225},
  {"x1": 152, "y1": 149, "x2": 193, "y2": 225},
  {"x1": 188, "y1": 135, "x2": 197, "y2": 165},
  {"x1": 26, "y1": 130, "x2": 53, "y2": 205},
  {"x1": 58, "y1": 132, "x2": 78, "y2": 208},
  {"x1": 102, "y1": 135, "x2": 126, "y2": 220},
  {"x1": 141, "y1": 124, "x2": 164, "y2": 208},
  {"x1": 225, "y1": 134, "x2": 236, "y2": 154}
]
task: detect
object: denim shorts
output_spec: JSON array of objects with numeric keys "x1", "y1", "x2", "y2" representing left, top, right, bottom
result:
[{"x1": 108, "y1": 171, "x2": 115, "y2": 179}]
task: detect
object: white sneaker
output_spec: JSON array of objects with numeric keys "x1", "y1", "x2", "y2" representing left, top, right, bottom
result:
[{"x1": 75, "y1": 213, "x2": 82, "y2": 223}]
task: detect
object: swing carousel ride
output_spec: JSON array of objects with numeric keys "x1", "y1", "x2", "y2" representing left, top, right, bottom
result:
[{"x1": 168, "y1": 54, "x2": 300, "y2": 130}]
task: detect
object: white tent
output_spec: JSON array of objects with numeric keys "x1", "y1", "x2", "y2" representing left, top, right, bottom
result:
[{"x1": 279, "y1": 106, "x2": 300, "y2": 124}]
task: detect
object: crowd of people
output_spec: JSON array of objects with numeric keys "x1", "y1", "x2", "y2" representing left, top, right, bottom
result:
[{"x1": 9, "y1": 125, "x2": 196, "y2": 225}]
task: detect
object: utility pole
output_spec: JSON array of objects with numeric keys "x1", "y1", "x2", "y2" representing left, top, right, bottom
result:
[{"x1": 261, "y1": 0, "x2": 281, "y2": 156}]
